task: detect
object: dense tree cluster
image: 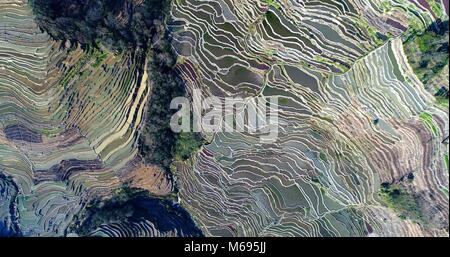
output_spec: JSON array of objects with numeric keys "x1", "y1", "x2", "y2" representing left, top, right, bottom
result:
[
  {"x1": 379, "y1": 184, "x2": 424, "y2": 223},
  {"x1": 404, "y1": 19, "x2": 449, "y2": 85},
  {"x1": 139, "y1": 25, "x2": 205, "y2": 168},
  {"x1": 139, "y1": 33, "x2": 186, "y2": 168},
  {"x1": 30, "y1": 0, "x2": 170, "y2": 51}
]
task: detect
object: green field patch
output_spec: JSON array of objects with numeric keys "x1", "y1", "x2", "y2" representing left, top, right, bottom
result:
[
  {"x1": 60, "y1": 48, "x2": 95, "y2": 88},
  {"x1": 444, "y1": 154, "x2": 449, "y2": 172},
  {"x1": 40, "y1": 127, "x2": 61, "y2": 138},
  {"x1": 262, "y1": 0, "x2": 281, "y2": 9},
  {"x1": 426, "y1": 0, "x2": 444, "y2": 18},
  {"x1": 419, "y1": 112, "x2": 438, "y2": 135},
  {"x1": 435, "y1": 96, "x2": 449, "y2": 109},
  {"x1": 442, "y1": 188, "x2": 449, "y2": 197},
  {"x1": 279, "y1": 97, "x2": 289, "y2": 105},
  {"x1": 91, "y1": 50, "x2": 108, "y2": 68}
]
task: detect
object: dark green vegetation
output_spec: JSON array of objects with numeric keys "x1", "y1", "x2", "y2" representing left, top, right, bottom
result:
[
  {"x1": 379, "y1": 184, "x2": 424, "y2": 222},
  {"x1": 174, "y1": 133, "x2": 205, "y2": 161},
  {"x1": 69, "y1": 187, "x2": 203, "y2": 236},
  {"x1": 435, "y1": 86, "x2": 449, "y2": 109},
  {"x1": 91, "y1": 49, "x2": 108, "y2": 68},
  {"x1": 404, "y1": 19, "x2": 449, "y2": 85},
  {"x1": 139, "y1": 21, "x2": 205, "y2": 168},
  {"x1": 30, "y1": 0, "x2": 169, "y2": 51},
  {"x1": 319, "y1": 152, "x2": 328, "y2": 162}
]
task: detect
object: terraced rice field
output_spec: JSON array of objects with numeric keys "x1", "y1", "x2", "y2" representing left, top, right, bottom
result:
[
  {"x1": 170, "y1": 0, "x2": 449, "y2": 236},
  {"x1": 0, "y1": 0, "x2": 448, "y2": 237},
  {"x1": 0, "y1": 0, "x2": 172, "y2": 236}
]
